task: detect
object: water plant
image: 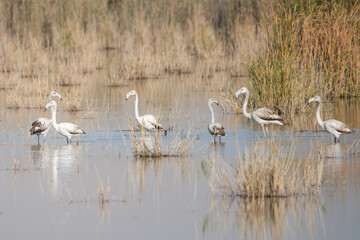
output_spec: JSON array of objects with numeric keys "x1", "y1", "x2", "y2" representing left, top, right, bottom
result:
[
  {"x1": 202, "y1": 140, "x2": 324, "y2": 198},
  {"x1": 128, "y1": 119, "x2": 195, "y2": 158}
]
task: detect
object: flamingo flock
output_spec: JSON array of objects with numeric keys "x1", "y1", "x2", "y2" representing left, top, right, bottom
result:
[
  {"x1": 29, "y1": 88, "x2": 355, "y2": 145},
  {"x1": 29, "y1": 91, "x2": 86, "y2": 144}
]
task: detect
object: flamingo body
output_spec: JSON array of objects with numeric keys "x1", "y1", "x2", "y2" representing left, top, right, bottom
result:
[
  {"x1": 45, "y1": 100, "x2": 85, "y2": 144},
  {"x1": 126, "y1": 90, "x2": 167, "y2": 135},
  {"x1": 207, "y1": 98, "x2": 226, "y2": 141},
  {"x1": 308, "y1": 96, "x2": 354, "y2": 143},
  {"x1": 29, "y1": 91, "x2": 62, "y2": 144},
  {"x1": 29, "y1": 118, "x2": 52, "y2": 143},
  {"x1": 235, "y1": 87, "x2": 283, "y2": 137}
]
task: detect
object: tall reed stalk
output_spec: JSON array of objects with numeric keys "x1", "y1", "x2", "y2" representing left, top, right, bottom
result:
[{"x1": 247, "y1": 0, "x2": 360, "y2": 119}]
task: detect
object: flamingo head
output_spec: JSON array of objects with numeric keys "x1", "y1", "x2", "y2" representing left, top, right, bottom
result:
[
  {"x1": 125, "y1": 90, "x2": 137, "y2": 101},
  {"x1": 235, "y1": 87, "x2": 248, "y2": 98},
  {"x1": 45, "y1": 100, "x2": 57, "y2": 111},
  {"x1": 48, "y1": 91, "x2": 62, "y2": 101},
  {"x1": 308, "y1": 96, "x2": 322, "y2": 104},
  {"x1": 208, "y1": 98, "x2": 219, "y2": 106}
]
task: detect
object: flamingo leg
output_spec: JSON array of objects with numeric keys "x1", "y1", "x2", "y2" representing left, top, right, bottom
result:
[
  {"x1": 266, "y1": 126, "x2": 270, "y2": 138},
  {"x1": 261, "y1": 125, "x2": 266, "y2": 137},
  {"x1": 37, "y1": 135, "x2": 40, "y2": 145}
]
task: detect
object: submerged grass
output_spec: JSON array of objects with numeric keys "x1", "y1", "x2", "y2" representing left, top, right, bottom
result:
[{"x1": 202, "y1": 140, "x2": 324, "y2": 198}]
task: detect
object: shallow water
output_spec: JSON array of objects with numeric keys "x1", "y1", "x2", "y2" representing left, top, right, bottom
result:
[{"x1": 1, "y1": 75, "x2": 360, "y2": 239}]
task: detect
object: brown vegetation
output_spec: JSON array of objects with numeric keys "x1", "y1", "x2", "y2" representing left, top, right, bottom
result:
[
  {"x1": 202, "y1": 139, "x2": 324, "y2": 198},
  {"x1": 0, "y1": 0, "x2": 262, "y2": 110}
]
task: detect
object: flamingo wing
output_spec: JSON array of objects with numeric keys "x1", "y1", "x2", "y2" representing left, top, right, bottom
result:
[
  {"x1": 29, "y1": 118, "x2": 51, "y2": 135},
  {"x1": 253, "y1": 108, "x2": 283, "y2": 121},
  {"x1": 209, "y1": 122, "x2": 226, "y2": 136},
  {"x1": 144, "y1": 115, "x2": 164, "y2": 130},
  {"x1": 325, "y1": 119, "x2": 354, "y2": 134},
  {"x1": 60, "y1": 122, "x2": 86, "y2": 135}
]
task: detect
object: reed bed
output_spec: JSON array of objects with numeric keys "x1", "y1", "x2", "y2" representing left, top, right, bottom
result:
[
  {"x1": 0, "y1": 0, "x2": 262, "y2": 110},
  {"x1": 244, "y1": 0, "x2": 360, "y2": 120},
  {"x1": 202, "y1": 140, "x2": 324, "y2": 198}
]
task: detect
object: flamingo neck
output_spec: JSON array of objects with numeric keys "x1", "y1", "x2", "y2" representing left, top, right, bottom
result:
[
  {"x1": 134, "y1": 93, "x2": 141, "y2": 122},
  {"x1": 51, "y1": 106, "x2": 58, "y2": 130},
  {"x1": 208, "y1": 102, "x2": 215, "y2": 123},
  {"x1": 316, "y1": 101, "x2": 324, "y2": 128},
  {"x1": 242, "y1": 91, "x2": 251, "y2": 119}
]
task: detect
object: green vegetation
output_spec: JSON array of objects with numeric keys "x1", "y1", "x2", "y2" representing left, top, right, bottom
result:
[{"x1": 247, "y1": 0, "x2": 360, "y2": 118}]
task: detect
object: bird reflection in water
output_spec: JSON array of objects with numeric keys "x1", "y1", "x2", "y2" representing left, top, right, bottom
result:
[
  {"x1": 31, "y1": 144, "x2": 78, "y2": 198},
  {"x1": 30, "y1": 144, "x2": 45, "y2": 166},
  {"x1": 320, "y1": 142, "x2": 349, "y2": 160},
  {"x1": 209, "y1": 140, "x2": 226, "y2": 157}
]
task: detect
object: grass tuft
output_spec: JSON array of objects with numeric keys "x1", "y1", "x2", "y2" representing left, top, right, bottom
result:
[
  {"x1": 202, "y1": 140, "x2": 324, "y2": 198},
  {"x1": 128, "y1": 120, "x2": 195, "y2": 158}
]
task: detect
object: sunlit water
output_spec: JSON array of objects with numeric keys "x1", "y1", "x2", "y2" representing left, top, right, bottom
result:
[{"x1": 0, "y1": 76, "x2": 360, "y2": 239}]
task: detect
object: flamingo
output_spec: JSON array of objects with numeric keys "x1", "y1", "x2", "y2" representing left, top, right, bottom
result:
[
  {"x1": 207, "y1": 99, "x2": 226, "y2": 141},
  {"x1": 125, "y1": 90, "x2": 167, "y2": 135},
  {"x1": 45, "y1": 100, "x2": 86, "y2": 144},
  {"x1": 308, "y1": 96, "x2": 354, "y2": 143},
  {"x1": 29, "y1": 91, "x2": 62, "y2": 144},
  {"x1": 235, "y1": 87, "x2": 283, "y2": 137}
]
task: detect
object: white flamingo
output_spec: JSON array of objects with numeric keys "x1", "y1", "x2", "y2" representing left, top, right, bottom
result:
[
  {"x1": 308, "y1": 96, "x2": 354, "y2": 143},
  {"x1": 125, "y1": 90, "x2": 167, "y2": 135},
  {"x1": 45, "y1": 100, "x2": 86, "y2": 144},
  {"x1": 235, "y1": 87, "x2": 283, "y2": 137},
  {"x1": 29, "y1": 91, "x2": 62, "y2": 144},
  {"x1": 207, "y1": 99, "x2": 226, "y2": 141}
]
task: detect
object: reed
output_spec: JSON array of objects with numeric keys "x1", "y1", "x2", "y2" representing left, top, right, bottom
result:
[
  {"x1": 202, "y1": 140, "x2": 324, "y2": 198},
  {"x1": 0, "y1": 0, "x2": 262, "y2": 110},
  {"x1": 245, "y1": 0, "x2": 360, "y2": 120}
]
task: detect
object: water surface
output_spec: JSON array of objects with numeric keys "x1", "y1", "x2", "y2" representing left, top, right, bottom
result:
[{"x1": 0, "y1": 75, "x2": 360, "y2": 239}]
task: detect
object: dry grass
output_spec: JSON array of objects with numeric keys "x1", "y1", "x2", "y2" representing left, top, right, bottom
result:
[
  {"x1": 128, "y1": 119, "x2": 196, "y2": 158},
  {"x1": 0, "y1": 0, "x2": 262, "y2": 110},
  {"x1": 1, "y1": 0, "x2": 358, "y2": 118},
  {"x1": 202, "y1": 140, "x2": 324, "y2": 198}
]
